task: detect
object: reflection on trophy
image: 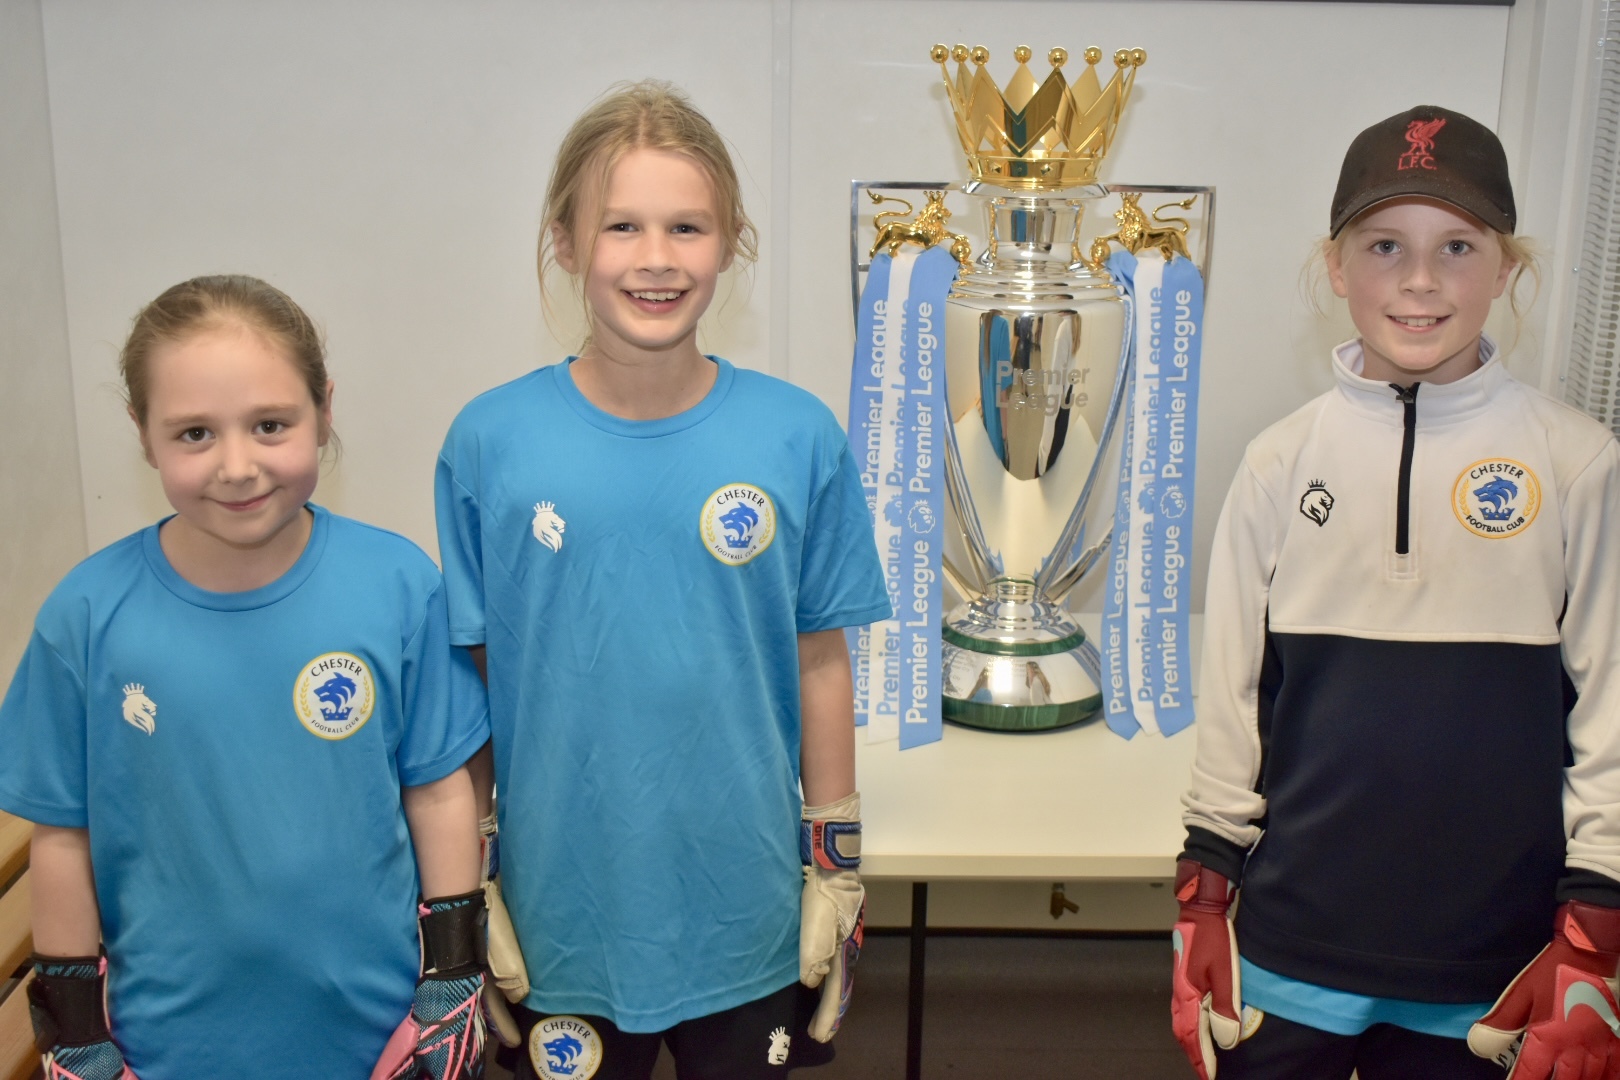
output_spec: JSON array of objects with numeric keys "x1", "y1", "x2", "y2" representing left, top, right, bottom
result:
[{"x1": 934, "y1": 43, "x2": 1143, "y2": 732}]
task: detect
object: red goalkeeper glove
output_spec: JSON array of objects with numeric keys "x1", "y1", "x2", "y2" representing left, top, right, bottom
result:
[
  {"x1": 372, "y1": 891, "x2": 487, "y2": 1080},
  {"x1": 1469, "y1": 901, "x2": 1620, "y2": 1079},
  {"x1": 27, "y1": 955, "x2": 138, "y2": 1080},
  {"x1": 1171, "y1": 860, "x2": 1242, "y2": 1080}
]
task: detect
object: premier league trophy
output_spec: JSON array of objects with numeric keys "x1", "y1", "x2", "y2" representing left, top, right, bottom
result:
[{"x1": 934, "y1": 43, "x2": 1143, "y2": 732}]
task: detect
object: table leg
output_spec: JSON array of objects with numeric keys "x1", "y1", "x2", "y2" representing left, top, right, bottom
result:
[{"x1": 906, "y1": 881, "x2": 928, "y2": 1080}]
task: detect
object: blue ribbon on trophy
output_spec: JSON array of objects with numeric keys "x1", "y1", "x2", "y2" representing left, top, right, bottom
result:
[
  {"x1": 1099, "y1": 246, "x2": 1205, "y2": 739},
  {"x1": 847, "y1": 244, "x2": 958, "y2": 748}
]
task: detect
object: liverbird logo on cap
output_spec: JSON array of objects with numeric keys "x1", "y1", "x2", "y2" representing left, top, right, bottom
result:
[{"x1": 1398, "y1": 118, "x2": 1446, "y2": 171}]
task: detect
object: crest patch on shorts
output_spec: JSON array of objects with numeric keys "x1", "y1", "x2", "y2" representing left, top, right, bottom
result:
[
  {"x1": 1452, "y1": 459, "x2": 1540, "y2": 539},
  {"x1": 529, "y1": 1016, "x2": 603, "y2": 1080},
  {"x1": 293, "y1": 652, "x2": 375, "y2": 740},
  {"x1": 700, "y1": 483, "x2": 777, "y2": 565}
]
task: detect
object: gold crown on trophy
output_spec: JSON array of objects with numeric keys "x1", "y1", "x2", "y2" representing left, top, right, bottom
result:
[{"x1": 932, "y1": 43, "x2": 1146, "y2": 190}]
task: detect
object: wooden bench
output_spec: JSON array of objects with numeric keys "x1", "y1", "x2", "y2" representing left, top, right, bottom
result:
[{"x1": 0, "y1": 810, "x2": 39, "y2": 1080}]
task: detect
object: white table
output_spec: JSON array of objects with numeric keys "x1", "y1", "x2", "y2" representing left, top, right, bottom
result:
[
  {"x1": 853, "y1": 615, "x2": 1202, "y2": 1077},
  {"x1": 859, "y1": 713, "x2": 1198, "y2": 881}
]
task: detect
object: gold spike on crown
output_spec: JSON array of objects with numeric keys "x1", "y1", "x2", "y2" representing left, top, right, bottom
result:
[{"x1": 932, "y1": 43, "x2": 1146, "y2": 191}]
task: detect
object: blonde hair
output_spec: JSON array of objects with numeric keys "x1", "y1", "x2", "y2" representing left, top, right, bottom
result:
[
  {"x1": 121, "y1": 275, "x2": 336, "y2": 447},
  {"x1": 537, "y1": 80, "x2": 758, "y2": 331},
  {"x1": 1301, "y1": 222, "x2": 1541, "y2": 348}
]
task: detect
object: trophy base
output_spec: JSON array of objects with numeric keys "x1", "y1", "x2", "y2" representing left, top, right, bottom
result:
[
  {"x1": 942, "y1": 694, "x2": 1103, "y2": 733},
  {"x1": 939, "y1": 577, "x2": 1103, "y2": 733}
]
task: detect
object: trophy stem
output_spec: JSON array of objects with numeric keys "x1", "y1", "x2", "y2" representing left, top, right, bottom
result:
[{"x1": 1035, "y1": 295, "x2": 1134, "y2": 595}]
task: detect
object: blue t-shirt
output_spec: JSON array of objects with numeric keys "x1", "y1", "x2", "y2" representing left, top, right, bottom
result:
[
  {"x1": 436, "y1": 357, "x2": 890, "y2": 1031},
  {"x1": 1241, "y1": 958, "x2": 1496, "y2": 1039},
  {"x1": 0, "y1": 507, "x2": 489, "y2": 1080}
]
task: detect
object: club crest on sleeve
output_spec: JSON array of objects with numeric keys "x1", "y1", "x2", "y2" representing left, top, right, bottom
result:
[
  {"x1": 120, "y1": 683, "x2": 157, "y2": 735},
  {"x1": 699, "y1": 483, "x2": 777, "y2": 565},
  {"x1": 1299, "y1": 480, "x2": 1334, "y2": 526},
  {"x1": 292, "y1": 652, "x2": 375, "y2": 740},
  {"x1": 1453, "y1": 459, "x2": 1540, "y2": 539},
  {"x1": 532, "y1": 501, "x2": 567, "y2": 553},
  {"x1": 529, "y1": 1015, "x2": 603, "y2": 1080}
]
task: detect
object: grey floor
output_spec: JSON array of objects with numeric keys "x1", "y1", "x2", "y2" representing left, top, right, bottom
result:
[{"x1": 491, "y1": 933, "x2": 1192, "y2": 1079}]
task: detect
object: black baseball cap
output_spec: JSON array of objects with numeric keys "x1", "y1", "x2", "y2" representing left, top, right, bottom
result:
[{"x1": 1330, "y1": 105, "x2": 1515, "y2": 238}]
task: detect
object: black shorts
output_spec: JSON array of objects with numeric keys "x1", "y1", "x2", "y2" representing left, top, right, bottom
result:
[
  {"x1": 508, "y1": 982, "x2": 833, "y2": 1080},
  {"x1": 1216, "y1": 1011, "x2": 1507, "y2": 1080}
]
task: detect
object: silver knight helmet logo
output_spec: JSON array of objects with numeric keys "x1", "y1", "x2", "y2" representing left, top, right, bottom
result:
[{"x1": 1299, "y1": 480, "x2": 1334, "y2": 526}]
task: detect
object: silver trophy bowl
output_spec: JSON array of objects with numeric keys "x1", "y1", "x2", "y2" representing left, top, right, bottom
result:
[{"x1": 940, "y1": 181, "x2": 1131, "y2": 732}]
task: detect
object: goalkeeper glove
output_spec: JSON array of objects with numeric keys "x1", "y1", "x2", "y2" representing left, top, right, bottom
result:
[
  {"x1": 27, "y1": 954, "x2": 138, "y2": 1080},
  {"x1": 372, "y1": 891, "x2": 487, "y2": 1080},
  {"x1": 1469, "y1": 900, "x2": 1620, "y2": 1079},
  {"x1": 479, "y1": 811, "x2": 527, "y2": 1048},
  {"x1": 800, "y1": 791, "x2": 864, "y2": 1043},
  {"x1": 1170, "y1": 860, "x2": 1242, "y2": 1080}
]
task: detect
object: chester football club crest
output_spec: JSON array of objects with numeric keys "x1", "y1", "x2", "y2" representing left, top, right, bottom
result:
[
  {"x1": 529, "y1": 1015, "x2": 603, "y2": 1080},
  {"x1": 293, "y1": 652, "x2": 376, "y2": 740},
  {"x1": 700, "y1": 483, "x2": 777, "y2": 565},
  {"x1": 1453, "y1": 459, "x2": 1541, "y2": 539}
]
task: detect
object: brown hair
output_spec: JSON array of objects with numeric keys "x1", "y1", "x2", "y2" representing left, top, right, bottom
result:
[
  {"x1": 121, "y1": 275, "x2": 332, "y2": 436},
  {"x1": 537, "y1": 80, "x2": 758, "y2": 328}
]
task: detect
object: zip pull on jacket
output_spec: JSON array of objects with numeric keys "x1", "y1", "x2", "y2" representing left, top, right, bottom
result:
[{"x1": 1391, "y1": 382, "x2": 1420, "y2": 555}]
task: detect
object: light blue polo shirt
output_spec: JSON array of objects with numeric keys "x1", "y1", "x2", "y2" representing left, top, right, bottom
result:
[
  {"x1": 436, "y1": 357, "x2": 889, "y2": 1031},
  {"x1": 0, "y1": 506, "x2": 490, "y2": 1080}
]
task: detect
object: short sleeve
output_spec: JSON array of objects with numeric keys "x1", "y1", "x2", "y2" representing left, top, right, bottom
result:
[
  {"x1": 397, "y1": 580, "x2": 490, "y2": 788},
  {"x1": 435, "y1": 447, "x2": 486, "y2": 647},
  {"x1": 0, "y1": 631, "x2": 90, "y2": 827},
  {"x1": 796, "y1": 442, "x2": 892, "y2": 632}
]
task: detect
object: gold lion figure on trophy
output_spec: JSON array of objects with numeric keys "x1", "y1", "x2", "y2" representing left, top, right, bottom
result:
[
  {"x1": 1086, "y1": 193, "x2": 1195, "y2": 271},
  {"x1": 868, "y1": 190, "x2": 972, "y2": 268}
]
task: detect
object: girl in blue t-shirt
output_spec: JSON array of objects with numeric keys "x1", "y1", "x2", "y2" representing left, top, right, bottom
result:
[
  {"x1": 437, "y1": 82, "x2": 888, "y2": 1079},
  {"x1": 0, "y1": 275, "x2": 491, "y2": 1080}
]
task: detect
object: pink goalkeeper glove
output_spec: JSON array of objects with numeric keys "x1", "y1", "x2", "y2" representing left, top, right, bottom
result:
[{"x1": 372, "y1": 891, "x2": 488, "y2": 1080}]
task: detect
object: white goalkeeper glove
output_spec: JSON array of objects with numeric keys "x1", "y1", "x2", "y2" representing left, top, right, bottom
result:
[
  {"x1": 799, "y1": 791, "x2": 865, "y2": 1043},
  {"x1": 479, "y1": 811, "x2": 529, "y2": 1048}
]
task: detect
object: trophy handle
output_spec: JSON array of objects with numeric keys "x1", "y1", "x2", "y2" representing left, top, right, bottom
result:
[
  {"x1": 1044, "y1": 530, "x2": 1113, "y2": 604},
  {"x1": 942, "y1": 401, "x2": 1001, "y2": 590},
  {"x1": 1034, "y1": 292, "x2": 1135, "y2": 598}
]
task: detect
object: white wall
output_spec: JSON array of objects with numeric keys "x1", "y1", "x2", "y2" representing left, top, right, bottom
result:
[
  {"x1": 1, "y1": 0, "x2": 87, "y2": 673},
  {"x1": 44, "y1": 0, "x2": 777, "y2": 557},
  {"x1": 40, "y1": 0, "x2": 1514, "y2": 612}
]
